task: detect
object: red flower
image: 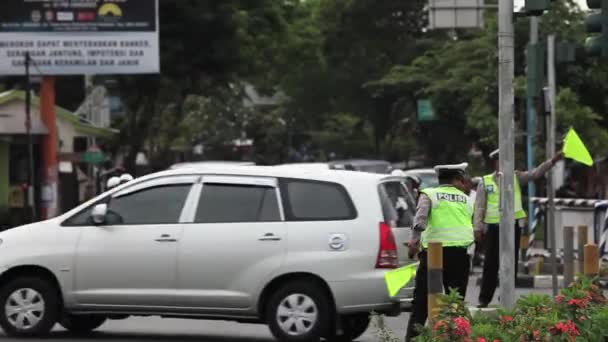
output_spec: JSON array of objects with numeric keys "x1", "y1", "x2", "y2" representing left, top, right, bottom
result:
[
  {"x1": 500, "y1": 315, "x2": 513, "y2": 324},
  {"x1": 555, "y1": 294, "x2": 565, "y2": 303},
  {"x1": 433, "y1": 320, "x2": 446, "y2": 331},
  {"x1": 533, "y1": 330, "x2": 539, "y2": 338},
  {"x1": 453, "y1": 316, "x2": 471, "y2": 336},
  {"x1": 476, "y1": 338, "x2": 487, "y2": 342},
  {"x1": 552, "y1": 320, "x2": 579, "y2": 336},
  {"x1": 567, "y1": 298, "x2": 589, "y2": 308}
]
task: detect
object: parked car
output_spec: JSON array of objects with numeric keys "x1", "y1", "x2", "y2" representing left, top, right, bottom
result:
[
  {"x1": 277, "y1": 159, "x2": 392, "y2": 174},
  {"x1": 169, "y1": 161, "x2": 255, "y2": 170},
  {"x1": 0, "y1": 166, "x2": 415, "y2": 341},
  {"x1": 402, "y1": 168, "x2": 439, "y2": 189}
]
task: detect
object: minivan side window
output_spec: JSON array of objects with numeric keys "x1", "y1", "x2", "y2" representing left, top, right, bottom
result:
[
  {"x1": 105, "y1": 184, "x2": 192, "y2": 225},
  {"x1": 195, "y1": 184, "x2": 281, "y2": 223},
  {"x1": 281, "y1": 179, "x2": 356, "y2": 221}
]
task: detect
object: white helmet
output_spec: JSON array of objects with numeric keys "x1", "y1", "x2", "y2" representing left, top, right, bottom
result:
[
  {"x1": 391, "y1": 169, "x2": 406, "y2": 177},
  {"x1": 106, "y1": 176, "x2": 121, "y2": 189},
  {"x1": 119, "y1": 174, "x2": 134, "y2": 183}
]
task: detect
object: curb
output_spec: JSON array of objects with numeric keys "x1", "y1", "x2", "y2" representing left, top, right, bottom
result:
[{"x1": 475, "y1": 275, "x2": 565, "y2": 289}]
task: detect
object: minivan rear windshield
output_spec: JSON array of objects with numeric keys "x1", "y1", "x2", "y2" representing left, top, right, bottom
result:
[{"x1": 379, "y1": 181, "x2": 415, "y2": 228}]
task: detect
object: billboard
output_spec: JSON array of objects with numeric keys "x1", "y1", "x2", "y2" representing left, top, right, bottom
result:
[{"x1": 0, "y1": 0, "x2": 159, "y2": 75}]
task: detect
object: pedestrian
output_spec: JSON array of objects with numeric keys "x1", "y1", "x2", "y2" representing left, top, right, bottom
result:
[
  {"x1": 467, "y1": 177, "x2": 485, "y2": 267},
  {"x1": 405, "y1": 163, "x2": 474, "y2": 341},
  {"x1": 405, "y1": 175, "x2": 422, "y2": 200},
  {"x1": 475, "y1": 149, "x2": 563, "y2": 308},
  {"x1": 106, "y1": 176, "x2": 121, "y2": 190}
]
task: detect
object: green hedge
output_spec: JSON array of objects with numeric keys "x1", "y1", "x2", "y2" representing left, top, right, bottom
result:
[{"x1": 410, "y1": 277, "x2": 608, "y2": 342}]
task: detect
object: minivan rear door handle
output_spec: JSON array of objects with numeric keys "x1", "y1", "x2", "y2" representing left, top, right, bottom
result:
[
  {"x1": 258, "y1": 233, "x2": 281, "y2": 241},
  {"x1": 155, "y1": 234, "x2": 178, "y2": 243}
]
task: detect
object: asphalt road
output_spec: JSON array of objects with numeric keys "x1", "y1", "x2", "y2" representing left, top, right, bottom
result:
[{"x1": 0, "y1": 275, "x2": 552, "y2": 342}]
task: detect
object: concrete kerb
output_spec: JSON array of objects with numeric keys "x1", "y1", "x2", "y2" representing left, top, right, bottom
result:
[{"x1": 474, "y1": 274, "x2": 566, "y2": 289}]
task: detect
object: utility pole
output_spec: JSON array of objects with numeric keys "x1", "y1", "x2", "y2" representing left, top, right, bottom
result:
[
  {"x1": 546, "y1": 34, "x2": 559, "y2": 296},
  {"x1": 498, "y1": 0, "x2": 516, "y2": 308},
  {"x1": 526, "y1": 17, "x2": 539, "y2": 235},
  {"x1": 84, "y1": 75, "x2": 96, "y2": 195},
  {"x1": 24, "y1": 53, "x2": 37, "y2": 222}
]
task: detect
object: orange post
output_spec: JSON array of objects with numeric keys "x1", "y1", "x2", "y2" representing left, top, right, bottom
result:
[{"x1": 40, "y1": 77, "x2": 58, "y2": 219}]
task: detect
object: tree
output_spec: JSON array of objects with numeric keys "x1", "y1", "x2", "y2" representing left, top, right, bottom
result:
[
  {"x1": 364, "y1": 0, "x2": 607, "y2": 166},
  {"x1": 116, "y1": 0, "x2": 289, "y2": 172},
  {"x1": 317, "y1": 0, "x2": 429, "y2": 153}
]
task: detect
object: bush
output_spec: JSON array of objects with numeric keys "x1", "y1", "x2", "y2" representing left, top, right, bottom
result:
[{"x1": 412, "y1": 277, "x2": 608, "y2": 342}]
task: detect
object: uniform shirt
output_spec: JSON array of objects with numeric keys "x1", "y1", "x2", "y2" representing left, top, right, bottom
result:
[
  {"x1": 411, "y1": 188, "x2": 439, "y2": 241},
  {"x1": 473, "y1": 158, "x2": 555, "y2": 232}
]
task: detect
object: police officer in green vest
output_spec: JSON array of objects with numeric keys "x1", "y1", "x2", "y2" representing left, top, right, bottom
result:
[
  {"x1": 475, "y1": 149, "x2": 563, "y2": 308},
  {"x1": 405, "y1": 163, "x2": 474, "y2": 341}
]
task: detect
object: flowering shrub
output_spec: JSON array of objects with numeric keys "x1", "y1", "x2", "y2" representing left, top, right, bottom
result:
[{"x1": 412, "y1": 277, "x2": 608, "y2": 342}]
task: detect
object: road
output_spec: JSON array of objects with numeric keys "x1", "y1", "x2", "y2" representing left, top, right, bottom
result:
[{"x1": 0, "y1": 275, "x2": 552, "y2": 342}]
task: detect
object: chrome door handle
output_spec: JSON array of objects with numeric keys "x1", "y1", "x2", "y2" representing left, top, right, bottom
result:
[{"x1": 258, "y1": 233, "x2": 281, "y2": 241}]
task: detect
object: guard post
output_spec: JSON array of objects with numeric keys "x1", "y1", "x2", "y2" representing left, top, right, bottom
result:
[
  {"x1": 563, "y1": 226, "x2": 574, "y2": 286},
  {"x1": 428, "y1": 241, "x2": 443, "y2": 320},
  {"x1": 577, "y1": 225, "x2": 588, "y2": 274},
  {"x1": 584, "y1": 244, "x2": 600, "y2": 277}
]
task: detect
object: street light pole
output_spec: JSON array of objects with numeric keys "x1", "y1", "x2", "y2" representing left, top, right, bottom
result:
[
  {"x1": 546, "y1": 34, "x2": 559, "y2": 296},
  {"x1": 24, "y1": 52, "x2": 37, "y2": 222},
  {"x1": 498, "y1": 0, "x2": 516, "y2": 308},
  {"x1": 526, "y1": 17, "x2": 539, "y2": 236}
]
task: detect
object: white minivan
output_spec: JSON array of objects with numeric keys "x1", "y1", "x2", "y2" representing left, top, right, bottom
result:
[{"x1": 0, "y1": 166, "x2": 415, "y2": 341}]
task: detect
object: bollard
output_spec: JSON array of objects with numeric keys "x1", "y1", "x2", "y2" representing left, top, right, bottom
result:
[
  {"x1": 520, "y1": 234, "x2": 529, "y2": 273},
  {"x1": 577, "y1": 225, "x2": 588, "y2": 274},
  {"x1": 584, "y1": 244, "x2": 599, "y2": 277},
  {"x1": 427, "y1": 241, "x2": 443, "y2": 320},
  {"x1": 563, "y1": 226, "x2": 574, "y2": 286},
  {"x1": 534, "y1": 257, "x2": 543, "y2": 276}
]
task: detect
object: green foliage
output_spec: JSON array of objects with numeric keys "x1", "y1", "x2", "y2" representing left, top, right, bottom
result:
[
  {"x1": 555, "y1": 88, "x2": 608, "y2": 156},
  {"x1": 95, "y1": 0, "x2": 608, "y2": 170}
]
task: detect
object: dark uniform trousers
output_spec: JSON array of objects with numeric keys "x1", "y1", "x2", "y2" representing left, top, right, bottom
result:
[
  {"x1": 478, "y1": 223, "x2": 521, "y2": 305},
  {"x1": 405, "y1": 246, "x2": 471, "y2": 341}
]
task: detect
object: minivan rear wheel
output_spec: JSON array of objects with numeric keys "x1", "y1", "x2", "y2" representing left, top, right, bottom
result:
[
  {"x1": 0, "y1": 277, "x2": 60, "y2": 337},
  {"x1": 60, "y1": 314, "x2": 106, "y2": 334},
  {"x1": 266, "y1": 281, "x2": 331, "y2": 342}
]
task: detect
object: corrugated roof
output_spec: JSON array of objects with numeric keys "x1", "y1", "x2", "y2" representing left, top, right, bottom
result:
[{"x1": 0, "y1": 90, "x2": 117, "y2": 139}]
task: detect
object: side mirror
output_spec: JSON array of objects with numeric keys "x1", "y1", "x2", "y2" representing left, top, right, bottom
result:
[{"x1": 91, "y1": 203, "x2": 108, "y2": 225}]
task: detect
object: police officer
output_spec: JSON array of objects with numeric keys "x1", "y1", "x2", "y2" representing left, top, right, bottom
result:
[
  {"x1": 475, "y1": 149, "x2": 563, "y2": 307},
  {"x1": 405, "y1": 163, "x2": 474, "y2": 341}
]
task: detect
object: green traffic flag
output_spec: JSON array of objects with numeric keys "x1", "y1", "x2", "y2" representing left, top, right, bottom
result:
[
  {"x1": 563, "y1": 128, "x2": 593, "y2": 166},
  {"x1": 385, "y1": 263, "x2": 418, "y2": 297}
]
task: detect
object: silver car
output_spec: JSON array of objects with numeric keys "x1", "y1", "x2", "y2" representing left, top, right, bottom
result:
[{"x1": 0, "y1": 166, "x2": 415, "y2": 341}]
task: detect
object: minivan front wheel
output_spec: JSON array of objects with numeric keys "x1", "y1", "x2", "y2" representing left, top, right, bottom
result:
[
  {"x1": 266, "y1": 281, "x2": 331, "y2": 342},
  {"x1": 0, "y1": 277, "x2": 60, "y2": 337}
]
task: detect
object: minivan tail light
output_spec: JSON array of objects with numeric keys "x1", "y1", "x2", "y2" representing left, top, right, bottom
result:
[{"x1": 376, "y1": 222, "x2": 398, "y2": 269}]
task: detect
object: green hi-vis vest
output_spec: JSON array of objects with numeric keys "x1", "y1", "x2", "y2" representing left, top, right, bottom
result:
[
  {"x1": 483, "y1": 174, "x2": 527, "y2": 224},
  {"x1": 420, "y1": 186, "x2": 474, "y2": 249}
]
